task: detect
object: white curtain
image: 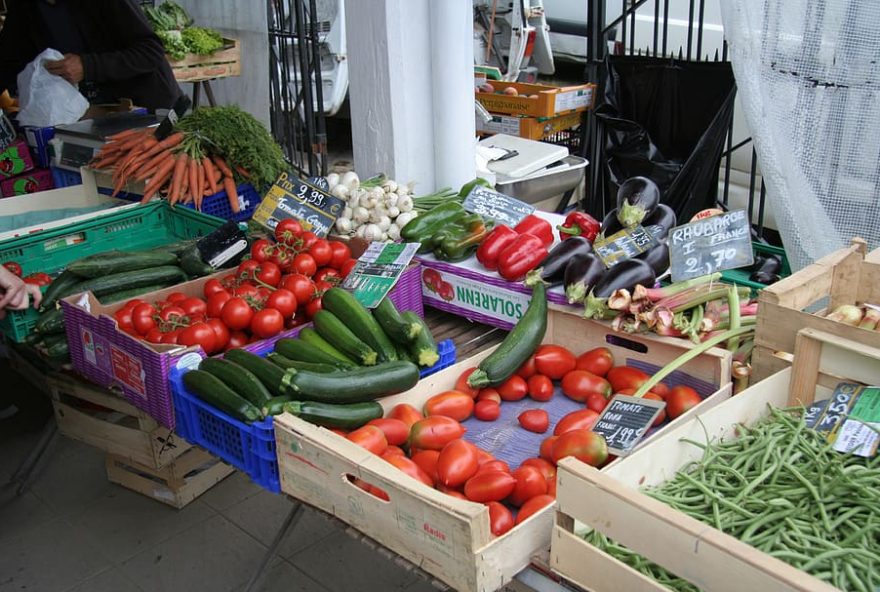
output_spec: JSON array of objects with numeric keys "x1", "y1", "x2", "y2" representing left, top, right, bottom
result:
[{"x1": 720, "y1": 0, "x2": 880, "y2": 270}]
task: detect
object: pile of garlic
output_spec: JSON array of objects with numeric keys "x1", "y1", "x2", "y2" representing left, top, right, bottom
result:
[{"x1": 327, "y1": 171, "x2": 418, "y2": 242}]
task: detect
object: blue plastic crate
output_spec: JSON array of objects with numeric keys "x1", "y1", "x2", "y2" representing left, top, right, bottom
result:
[
  {"x1": 110, "y1": 182, "x2": 259, "y2": 222},
  {"x1": 421, "y1": 338, "x2": 456, "y2": 377},
  {"x1": 23, "y1": 126, "x2": 55, "y2": 168},
  {"x1": 51, "y1": 167, "x2": 83, "y2": 188}
]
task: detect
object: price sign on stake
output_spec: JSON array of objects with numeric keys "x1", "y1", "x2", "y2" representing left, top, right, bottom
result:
[
  {"x1": 591, "y1": 394, "x2": 666, "y2": 456},
  {"x1": 669, "y1": 209, "x2": 754, "y2": 282},
  {"x1": 593, "y1": 224, "x2": 659, "y2": 268},
  {"x1": 342, "y1": 242, "x2": 420, "y2": 308},
  {"x1": 253, "y1": 171, "x2": 345, "y2": 238},
  {"x1": 462, "y1": 185, "x2": 535, "y2": 227}
]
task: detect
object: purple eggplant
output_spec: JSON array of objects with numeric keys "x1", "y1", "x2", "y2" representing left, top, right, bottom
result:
[
  {"x1": 599, "y1": 208, "x2": 623, "y2": 240},
  {"x1": 616, "y1": 176, "x2": 660, "y2": 227},
  {"x1": 584, "y1": 258, "x2": 656, "y2": 318},
  {"x1": 564, "y1": 253, "x2": 606, "y2": 304},
  {"x1": 538, "y1": 237, "x2": 593, "y2": 286},
  {"x1": 642, "y1": 203, "x2": 677, "y2": 241},
  {"x1": 635, "y1": 242, "x2": 670, "y2": 277}
]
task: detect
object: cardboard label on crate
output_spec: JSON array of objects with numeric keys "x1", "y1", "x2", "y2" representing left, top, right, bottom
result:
[
  {"x1": 462, "y1": 185, "x2": 534, "y2": 227},
  {"x1": 593, "y1": 224, "x2": 659, "y2": 268},
  {"x1": 110, "y1": 345, "x2": 147, "y2": 398},
  {"x1": 554, "y1": 87, "x2": 594, "y2": 113},
  {"x1": 421, "y1": 266, "x2": 531, "y2": 327},
  {"x1": 830, "y1": 386, "x2": 880, "y2": 457},
  {"x1": 669, "y1": 209, "x2": 754, "y2": 282},
  {"x1": 807, "y1": 382, "x2": 862, "y2": 435},
  {"x1": 253, "y1": 171, "x2": 345, "y2": 237},
  {"x1": 591, "y1": 394, "x2": 666, "y2": 456},
  {"x1": 0, "y1": 113, "x2": 14, "y2": 152},
  {"x1": 476, "y1": 115, "x2": 523, "y2": 137},
  {"x1": 342, "y1": 242, "x2": 420, "y2": 308}
]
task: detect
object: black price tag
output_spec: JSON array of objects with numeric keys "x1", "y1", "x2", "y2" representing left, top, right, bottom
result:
[
  {"x1": 254, "y1": 170, "x2": 345, "y2": 238},
  {"x1": 308, "y1": 176, "x2": 330, "y2": 191},
  {"x1": 462, "y1": 185, "x2": 534, "y2": 227},
  {"x1": 197, "y1": 221, "x2": 249, "y2": 269},
  {"x1": 593, "y1": 224, "x2": 659, "y2": 268},
  {"x1": 591, "y1": 394, "x2": 666, "y2": 456},
  {"x1": 669, "y1": 209, "x2": 754, "y2": 282},
  {"x1": 0, "y1": 113, "x2": 14, "y2": 152},
  {"x1": 154, "y1": 95, "x2": 191, "y2": 141},
  {"x1": 809, "y1": 383, "x2": 862, "y2": 434}
]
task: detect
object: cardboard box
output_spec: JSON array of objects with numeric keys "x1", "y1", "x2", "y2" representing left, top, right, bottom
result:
[
  {"x1": 0, "y1": 168, "x2": 53, "y2": 197},
  {"x1": 0, "y1": 138, "x2": 35, "y2": 179}
]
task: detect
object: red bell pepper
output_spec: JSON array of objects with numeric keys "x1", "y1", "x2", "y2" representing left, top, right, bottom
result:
[
  {"x1": 476, "y1": 225, "x2": 519, "y2": 271},
  {"x1": 513, "y1": 215, "x2": 553, "y2": 247},
  {"x1": 497, "y1": 234, "x2": 548, "y2": 281},
  {"x1": 558, "y1": 211, "x2": 600, "y2": 242}
]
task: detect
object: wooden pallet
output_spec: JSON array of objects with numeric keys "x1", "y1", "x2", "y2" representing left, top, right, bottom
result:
[
  {"x1": 169, "y1": 38, "x2": 241, "y2": 83},
  {"x1": 106, "y1": 446, "x2": 233, "y2": 509}
]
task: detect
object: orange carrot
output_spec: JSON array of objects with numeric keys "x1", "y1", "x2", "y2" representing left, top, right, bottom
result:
[
  {"x1": 202, "y1": 157, "x2": 219, "y2": 195},
  {"x1": 235, "y1": 166, "x2": 250, "y2": 179},
  {"x1": 180, "y1": 169, "x2": 190, "y2": 205},
  {"x1": 115, "y1": 129, "x2": 152, "y2": 152},
  {"x1": 134, "y1": 149, "x2": 174, "y2": 181},
  {"x1": 141, "y1": 157, "x2": 177, "y2": 202},
  {"x1": 106, "y1": 127, "x2": 144, "y2": 142},
  {"x1": 169, "y1": 154, "x2": 188, "y2": 205},
  {"x1": 188, "y1": 156, "x2": 199, "y2": 208},
  {"x1": 223, "y1": 175, "x2": 240, "y2": 214},
  {"x1": 213, "y1": 169, "x2": 221, "y2": 183},
  {"x1": 138, "y1": 132, "x2": 185, "y2": 164},
  {"x1": 213, "y1": 156, "x2": 234, "y2": 178}
]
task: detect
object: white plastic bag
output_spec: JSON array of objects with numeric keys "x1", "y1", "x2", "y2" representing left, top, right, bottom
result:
[{"x1": 16, "y1": 49, "x2": 89, "y2": 128}]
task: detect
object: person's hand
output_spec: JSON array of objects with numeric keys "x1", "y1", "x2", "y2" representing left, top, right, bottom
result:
[
  {"x1": 0, "y1": 266, "x2": 41, "y2": 319},
  {"x1": 44, "y1": 53, "x2": 84, "y2": 85}
]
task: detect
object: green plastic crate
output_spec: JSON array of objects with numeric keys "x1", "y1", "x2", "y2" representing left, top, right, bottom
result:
[
  {"x1": 720, "y1": 241, "x2": 791, "y2": 293},
  {"x1": 0, "y1": 202, "x2": 224, "y2": 342}
]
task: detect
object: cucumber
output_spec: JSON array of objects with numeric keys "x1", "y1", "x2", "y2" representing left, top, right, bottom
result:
[
  {"x1": 298, "y1": 328, "x2": 358, "y2": 366},
  {"x1": 46, "y1": 338, "x2": 69, "y2": 359},
  {"x1": 25, "y1": 331, "x2": 45, "y2": 345},
  {"x1": 373, "y1": 296, "x2": 421, "y2": 344},
  {"x1": 402, "y1": 311, "x2": 439, "y2": 367},
  {"x1": 313, "y1": 310, "x2": 377, "y2": 366},
  {"x1": 199, "y1": 358, "x2": 272, "y2": 406},
  {"x1": 68, "y1": 251, "x2": 179, "y2": 278},
  {"x1": 179, "y1": 244, "x2": 214, "y2": 277},
  {"x1": 35, "y1": 307, "x2": 65, "y2": 334},
  {"x1": 182, "y1": 370, "x2": 262, "y2": 423},
  {"x1": 322, "y1": 288, "x2": 397, "y2": 362},
  {"x1": 77, "y1": 266, "x2": 187, "y2": 298},
  {"x1": 262, "y1": 395, "x2": 293, "y2": 416},
  {"x1": 274, "y1": 338, "x2": 356, "y2": 369},
  {"x1": 282, "y1": 400, "x2": 383, "y2": 430},
  {"x1": 267, "y1": 353, "x2": 337, "y2": 374},
  {"x1": 98, "y1": 284, "x2": 171, "y2": 305},
  {"x1": 41, "y1": 269, "x2": 83, "y2": 310},
  {"x1": 281, "y1": 360, "x2": 420, "y2": 403},
  {"x1": 223, "y1": 349, "x2": 287, "y2": 397},
  {"x1": 152, "y1": 239, "x2": 197, "y2": 256},
  {"x1": 468, "y1": 280, "x2": 547, "y2": 388}
]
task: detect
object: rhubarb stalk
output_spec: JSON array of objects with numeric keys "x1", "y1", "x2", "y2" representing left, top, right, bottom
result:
[
  {"x1": 608, "y1": 289, "x2": 632, "y2": 311},
  {"x1": 727, "y1": 285, "x2": 741, "y2": 352},
  {"x1": 632, "y1": 272, "x2": 721, "y2": 302}
]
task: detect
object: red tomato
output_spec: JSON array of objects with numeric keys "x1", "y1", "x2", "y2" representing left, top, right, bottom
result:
[
  {"x1": 561, "y1": 370, "x2": 612, "y2": 402},
  {"x1": 232, "y1": 283, "x2": 260, "y2": 299},
  {"x1": 122, "y1": 298, "x2": 147, "y2": 310},
  {"x1": 475, "y1": 449, "x2": 495, "y2": 466},
  {"x1": 250, "y1": 308, "x2": 284, "y2": 339},
  {"x1": 226, "y1": 331, "x2": 249, "y2": 350},
  {"x1": 254, "y1": 261, "x2": 281, "y2": 287},
  {"x1": 547, "y1": 476, "x2": 558, "y2": 498},
  {"x1": 424, "y1": 390, "x2": 475, "y2": 422},
  {"x1": 497, "y1": 375, "x2": 528, "y2": 401},
  {"x1": 606, "y1": 366, "x2": 650, "y2": 393},
  {"x1": 179, "y1": 297, "x2": 207, "y2": 318},
  {"x1": 575, "y1": 347, "x2": 615, "y2": 377},
  {"x1": 274, "y1": 219, "x2": 303, "y2": 245},
  {"x1": 206, "y1": 292, "x2": 232, "y2": 318},
  {"x1": 585, "y1": 392, "x2": 610, "y2": 414},
  {"x1": 220, "y1": 298, "x2": 254, "y2": 331},
  {"x1": 251, "y1": 239, "x2": 274, "y2": 262},
  {"x1": 24, "y1": 272, "x2": 51, "y2": 286},
  {"x1": 464, "y1": 471, "x2": 517, "y2": 503},
  {"x1": 166, "y1": 291, "x2": 187, "y2": 303},
  {"x1": 298, "y1": 231, "x2": 318, "y2": 251},
  {"x1": 144, "y1": 327, "x2": 164, "y2": 344},
  {"x1": 3, "y1": 262, "x2": 22, "y2": 276},
  {"x1": 486, "y1": 501, "x2": 515, "y2": 537},
  {"x1": 553, "y1": 409, "x2": 600, "y2": 436},
  {"x1": 533, "y1": 344, "x2": 577, "y2": 379},
  {"x1": 206, "y1": 318, "x2": 230, "y2": 352},
  {"x1": 643, "y1": 392, "x2": 667, "y2": 426},
  {"x1": 527, "y1": 374, "x2": 554, "y2": 402},
  {"x1": 539, "y1": 436, "x2": 558, "y2": 462},
  {"x1": 454, "y1": 367, "x2": 480, "y2": 398},
  {"x1": 329, "y1": 241, "x2": 351, "y2": 269},
  {"x1": 131, "y1": 303, "x2": 157, "y2": 335},
  {"x1": 308, "y1": 239, "x2": 333, "y2": 267},
  {"x1": 474, "y1": 400, "x2": 501, "y2": 421},
  {"x1": 475, "y1": 460, "x2": 510, "y2": 475},
  {"x1": 347, "y1": 425, "x2": 388, "y2": 456},
  {"x1": 521, "y1": 458, "x2": 557, "y2": 485},
  {"x1": 160, "y1": 329, "x2": 180, "y2": 344},
  {"x1": 518, "y1": 409, "x2": 549, "y2": 434},
  {"x1": 266, "y1": 289, "x2": 297, "y2": 318},
  {"x1": 304, "y1": 296, "x2": 323, "y2": 319},
  {"x1": 313, "y1": 279, "x2": 334, "y2": 296},
  {"x1": 441, "y1": 489, "x2": 468, "y2": 501},
  {"x1": 410, "y1": 450, "x2": 441, "y2": 485},
  {"x1": 366, "y1": 418, "x2": 410, "y2": 446},
  {"x1": 340, "y1": 258, "x2": 357, "y2": 279},
  {"x1": 515, "y1": 494, "x2": 555, "y2": 525},
  {"x1": 408, "y1": 416, "x2": 465, "y2": 450},
  {"x1": 382, "y1": 445, "x2": 406, "y2": 458},
  {"x1": 387, "y1": 403, "x2": 423, "y2": 428},
  {"x1": 665, "y1": 385, "x2": 702, "y2": 420},
  {"x1": 652, "y1": 382, "x2": 671, "y2": 399},
  {"x1": 203, "y1": 279, "x2": 228, "y2": 299},
  {"x1": 220, "y1": 274, "x2": 238, "y2": 289},
  {"x1": 551, "y1": 430, "x2": 609, "y2": 467},
  {"x1": 385, "y1": 455, "x2": 433, "y2": 487},
  {"x1": 313, "y1": 267, "x2": 340, "y2": 285},
  {"x1": 281, "y1": 273, "x2": 316, "y2": 304},
  {"x1": 114, "y1": 307, "x2": 134, "y2": 333},
  {"x1": 270, "y1": 248, "x2": 293, "y2": 271},
  {"x1": 437, "y1": 439, "x2": 479, "y2": 488},
  {"x1": 178, "y1": 322, "x2": 217, "y2": 353},
  {"x1": 507, "y1": 465, "x2": 548, "y2": 507},
  {"x1": 158, "y1": 305, "x2": 185, "y2": 323},
  {"x1": 515, "y1": 354, "x2": 537, "y2": 379},
  {"x1": 476, "y1": 388, "x2": 501, "y2": 404}
]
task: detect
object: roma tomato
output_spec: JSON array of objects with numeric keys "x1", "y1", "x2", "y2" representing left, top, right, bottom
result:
[
  {"x1": 410, "y1": 450, "x2": 441, "y2": 485},
  {"x1": 206, "y1": 318, "x2": 230, "y2": 352},
  {"x1": 131, "y1": 303, "x2": 157, "y2": 335},
  {"x1": 521, "y1": 458, "x2": 556, "y2": 485},
  {"x1": 437, "y1": 439, "x2": 479, "y2": 488},
  {"x1": 251, "y1": 239, "x2": 273, "y2": 262},
  {"x1": 281, "y1": 273, "x2": 315, "y2": 304},
  {"x1": 454, "y1": 367, "x2": 480, "y2": 399},
  {"x1": 346, "y1": 425, "x2": 388, "y2": 456},
  {"x1": 515, "y1": 354, "x2": 537, "y2": 379},
  {"x1": 221, "y1": 298, "x2": 254, "y2": 331},
  {"x1": 643, "y1": 392, "x2": 667, "y2": 426},
  {"x1": 387, "y1": 403, "x2": 423, "y2": 428},
  {"x1": 464, "y1": 471, "x2": 517, "y2": 503},
  {"x1": 308, "y1": 239, "x2": 333, "y2": 267},
  {"x1": 367, "y1": 483, "x2": 390, "y2": 501},
  {"x1": 441, "y1": 489, "x2": 468, "y2": 501},
  {"x1": 424, "y1": 390, "x2": 474, "y2": 422},
  {"x1": 486, "y1": 501, "x2": 515, "y2": 537},
  {"x1": 266, "y1": 289, "x2": 297, "y2": 318},
  {"x1": 178, "y1": 322, "x2": 217, "y2": 354},
  {"x1": 179, "y1": 297, "x2": 207, "y2": 318},
  {"x1": 651, "y1": 382, "x2": 670, "y2": 399},
  {"x1": 475, "y1": 460, "x2": 510, "y2": 476},
  {"x1": 366, "y1": 418, "x2": 410, "y2": 446},
  {"x1": 328, "y1": 241, "x2": 351, "y2": 269},
  {"x1": 476, "y1": 388, "x2": 501, "y2": 403},
  {"x1": 515, "y1": 494, "x2": 555, "y2": 525},
  {"x1": 540, "y1": 436, "x2": 558, "y2": 462},
  {"x1": 226, "y1": 331, "x2": 249, "y2": 350},
  {"x1": 251, "y1": 308, "x2": 284, "y2": 339},
  {"x1": 206, "y1": 292, "x2": 232, "y2": 318},
  {"x1": 527, "y1": 375, "x2": 554, "y2": 402},
  {"x1": 384, "y1": 455, "x2": 433, "y2": 487},
  {"x1": 507, "y1": 466, "x2": 548, "y2": 507},
  {"x1": 551, "y1": 429, "x2": 609, "y2": 467},
  {"x1": 408, "y1": 416, "x2": 465, "y2": 450},
  {"x1": 666, "y1": 386, "x2": 702, "y2": 420},
  {"x1": 382, "y1": 446, "x2": 406, "y2": 458},
  {"x1": 575, "y1": 347, "x2": 615, "y2": 377},
  {"x1": 607, "y1": 366, "x2": 650, "y2": 393},
  {"x1": 518, "y1": 409, "x2": 549, "y2": 434},
  {"x1": 561, "y1": 370, "x2": 612, "y2": 402},
  {"x1": 474, "y1": 400, "x2": 500, "y2": 421},
  {"x1": 497, "y1": 375, "x2": 528, "y2": 402},
  {"x1": 293, "y1": 253, "x2": 317, "y2": 277},
  {"x1": 585, "y1": 392, "x2": 609, "y2": 414},
  {"x1": 274, "y1": 219, "x2": 303, "y2": 245},
  {"x1": 553, "y1": 409, "x2": 599, "y2": 436},
  {"x1": 534, "y1": 344, "x2": 576, "y2": 379}
]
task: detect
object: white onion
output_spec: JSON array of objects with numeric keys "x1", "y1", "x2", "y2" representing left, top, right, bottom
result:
[
  {"x1": 326, "y1": 172, "x2": 340, "y2": 189},
  {"x1": 341, "y1": 171, "x2": 359, "y2": 189}
]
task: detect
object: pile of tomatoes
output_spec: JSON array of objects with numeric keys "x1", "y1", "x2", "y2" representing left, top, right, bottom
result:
[
  {"x1": 330, "y1": 344, "x2": 704, "y2": 538},
  {"x1": 3, "y1": 261, "x2": 52, "y2": 287},
  {"x1": 112, "y1": 219, "x2": 358, "y2": 353}
]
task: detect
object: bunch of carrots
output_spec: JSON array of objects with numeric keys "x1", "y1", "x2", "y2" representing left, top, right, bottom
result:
[{"x1": 89, "y1": 127, "x2": 248, "y2": 213}]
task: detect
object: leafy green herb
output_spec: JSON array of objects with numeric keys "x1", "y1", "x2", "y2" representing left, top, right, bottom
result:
[
  {"x1": 181, "y1": 27, "x2": 224, "y2": 55},
  {"x1": 157, "y1": 30, "x2": 187, "y2": 61}
]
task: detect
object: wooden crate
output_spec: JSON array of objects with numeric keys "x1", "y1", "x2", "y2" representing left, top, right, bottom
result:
[
  {"x1": 7, "y1": 343, "x2": 55, "y2": 396},
  {"x1": 106, "y1": 447, "x2": 233, "y2": 509},
  {"x1": 476, "y1": 81, "x2": 595, "y2": 118},
  {"x1": 753, "y1": 238, "x2": 880, "y2": 382},
  {"x1": 274, "y1": 308, "x2": 731, "y2": 592},
  {"x1": 169, "y1": 38, "x2": 241, "y2": 83},
  {"x1": 551, "y1": 327, "x2": 880, "y2": 592},
  {"x1": 49, "y1": 371, "x2": 191, "y2": 470},
  {"x1": 476, "y1": 111, "x2": 584, "y2": 140}
]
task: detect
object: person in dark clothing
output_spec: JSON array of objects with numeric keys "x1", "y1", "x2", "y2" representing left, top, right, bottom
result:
[{"x1": 0, "y1": 0, "x2": 182, "y2": 111}]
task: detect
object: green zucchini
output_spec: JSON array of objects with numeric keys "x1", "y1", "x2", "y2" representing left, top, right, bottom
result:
[
  {"x1": 313, "y1": 310, "x2": 377, "y2": 366},
  {"x1": 468, "y1": 280, "x2": 547, "y2": 388},
  {"x1": 322, "y1": 288, "x2": 397, "y2": 361},
  {"x1": 179, "y1": 244, "x2": 214, "y2": 277},
  {"x1": 98, "y1": 284, "x2": 171, "y2": 305},
  {"x1": 68, "y1": 250, "x2": 179, "y2": 278},
  {"x1": 41, "y1": 269, "x2": 84, "y2": 310},
  {"x1": 42, "y1": 333, "x2": 67, "y2": 348},
  {"x1": 262, "y1": 395, "x2": 293, "y2": 416},
  {"x1": 199, "y1": 358, "x2": 273, "y2": 406},
  {"x1": 298, "y1": 328, "x2": 358, "y2": 366},
  {"x1": 402, "y1": 311, "x2": 439, "y2": 367},
  {"x1": 282, "y1": 400, "x2": 383, "y2": 430},
  {"x1": 373, "y1": 296, "x2": 421, "y2": 344},
  {"x1": 46, "y1": 338, "x2": 69, "y2": 359},
  {"x1": 223, "y1": 349, "x2": 287, "y2": 397},
  {"x1": 182, "y1": 370, "x2": 262, "y2": 423},
  {"x1": 281, "y1": 360, "x2": 420, "y2": 403},
  {"x1": 267, "y1": 353, "x2": 337, "y2": 374},
  {"x1": 35, "y1": 307, "x2": 65, "y2": 335},
  {"x1": 77, "y1": 266, "x2": 187, "y2": 298},
  {"x1": 274, "y1": 338, "x2": 356, "y2": 369}
]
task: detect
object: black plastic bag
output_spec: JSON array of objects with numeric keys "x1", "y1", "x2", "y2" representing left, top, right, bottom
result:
[{"x1": 594, "y1": 55, "x2": 736, "y2": 223}]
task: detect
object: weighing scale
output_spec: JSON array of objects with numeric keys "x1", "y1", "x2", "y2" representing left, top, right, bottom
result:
[
  {"x1": 52, "y1": 112, "x2": 160, "y2": 172},
  {"x1": 477, "y1": 133, "x2": 569, "y2": 180}
]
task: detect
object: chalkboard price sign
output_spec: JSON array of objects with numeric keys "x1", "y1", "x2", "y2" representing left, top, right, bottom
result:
[
  {"x1": 593, "y1": 224, "x2": 659, "y2": 268},
  {"x1": 462, "y1": 185, "x2": 535, "y2": 227},
  {"x1": 591, "y1": 394, "x2": 666, "y2": 456},
  {"x1": 0, "y1": 113, "x2": 15, "y2": 152},
  {"x1": 668, "y1": 209, "x2": 754, "y2": 282},
  {"x1": 253, "y1": 171, "x2": 345, "y2": 238}
]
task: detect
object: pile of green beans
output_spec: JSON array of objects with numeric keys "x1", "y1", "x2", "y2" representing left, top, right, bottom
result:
[{"x1": 584, "y1": 407, "x2": 880, "y2": 592}]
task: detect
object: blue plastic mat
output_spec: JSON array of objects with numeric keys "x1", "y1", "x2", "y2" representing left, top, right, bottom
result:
[{"x1": 0, "y1": 203, "x2": 121, "y2": 234}]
